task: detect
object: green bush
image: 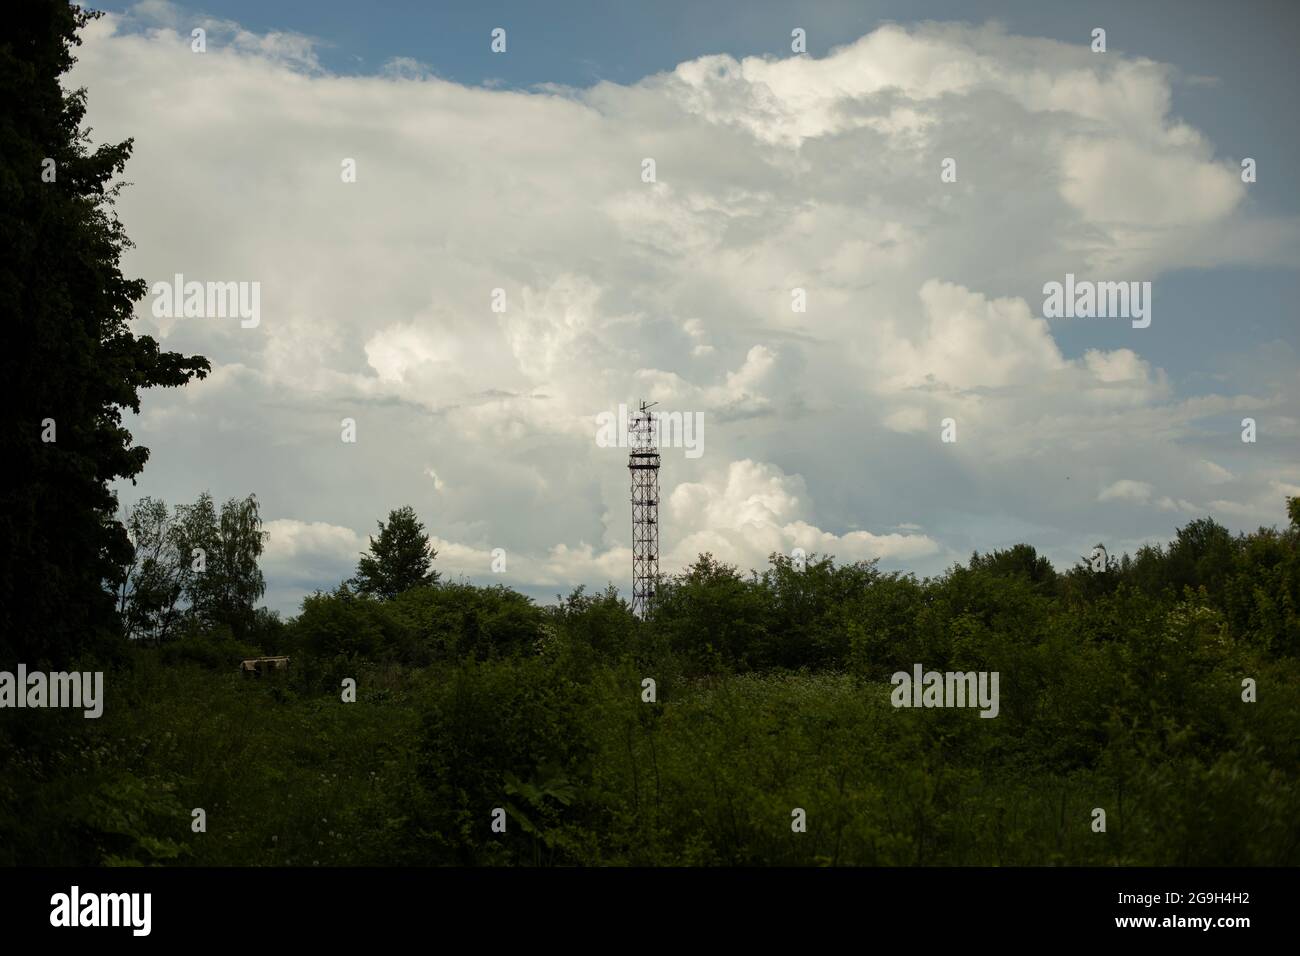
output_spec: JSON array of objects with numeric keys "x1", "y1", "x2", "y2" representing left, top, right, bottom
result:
[{"x1": 6, "y1": 503, "x2": 1299, "y2": 866}]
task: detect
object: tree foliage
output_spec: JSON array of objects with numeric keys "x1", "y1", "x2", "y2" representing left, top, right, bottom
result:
[
  {"x1": 4, "y1": 500, "x2": 1299, "y2": 866},
  {"x1": 350, "y1": 505, "x2": 439, "y2": 600},
  {"x1": 113, "y1": 492, "x2": 266, "y2": 642},
  {"x1": 1, "y1": 2, "x2": 209, "y2": 664}
]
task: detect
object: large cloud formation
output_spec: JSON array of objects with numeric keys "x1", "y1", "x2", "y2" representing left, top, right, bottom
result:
[{"x1": 78, "y1": 4, "x2": 1299, "y2": 613}]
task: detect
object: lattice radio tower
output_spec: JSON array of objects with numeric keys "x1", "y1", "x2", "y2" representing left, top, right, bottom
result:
[{"x1": 629, "y1": 400, "x2": 660, "y2": 618}]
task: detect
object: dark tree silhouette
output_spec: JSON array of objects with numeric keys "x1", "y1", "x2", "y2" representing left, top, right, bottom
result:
[
  {"x1": 1, "y1": 2, "x2": 210, "y2": 663},
  {"x1": 350, "y1": 505, "x2": 439, "y2": 600}
]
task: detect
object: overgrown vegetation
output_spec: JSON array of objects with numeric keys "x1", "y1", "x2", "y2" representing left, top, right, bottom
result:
[
  {"x1": 3, "y1": 501, "x2": 1296, "y2": 866},
  {"x1": 3, "y1": 2, "x2": 1296, "y2": 868}
]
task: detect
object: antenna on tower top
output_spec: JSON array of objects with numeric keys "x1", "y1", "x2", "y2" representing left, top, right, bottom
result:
[{"x1": 628, "y1": 400, "x2": 660, "y2": 618}]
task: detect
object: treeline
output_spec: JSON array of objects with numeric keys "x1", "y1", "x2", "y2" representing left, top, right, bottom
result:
[
  {"x1": 3, "y1": 500, "x2": 1298, "y2": 866},
  {"x1": 253, "y1": 500, "x2": 1300, "y2": 682},
  {"x1": 96, "y1": 494, "x2": 1300, "y2": 681}
]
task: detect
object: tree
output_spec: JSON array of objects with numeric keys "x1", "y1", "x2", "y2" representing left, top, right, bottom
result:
[
  {"x1": 114, "y1": 497, "x2": 187, "y2": 644},
  {"x1": 969, "y1": 543, "x2": 1058, "y2": 595},
  {"x1": 1, "y1": 3, "x2": 210, "y2": 664},
  {"x1": 1063, "y1": 542, "x2": 1123, "y2": 604},
  {"x1": 351, "y1": 506, "x2": 439, "y2": 600},
  {"x1": 113, "y1": 492, "x2": 266, "y2": 641},
  {"x1": 654, "y1": 553, "x2": 769, "y2": 669},
  {"x1": 759, "y1": 552, "x2": 879, "y2": 668},
  {"x1": 174, "y1": 493, "x2": 267, "y2": 637}
]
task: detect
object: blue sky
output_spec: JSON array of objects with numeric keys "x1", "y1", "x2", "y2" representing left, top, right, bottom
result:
[
  {"x1": 80, "y1": 1, "x2": 1300, "y2": 613},
  {"x1": 93, "y1": 1, "x2": 1300, "y2": 200}
]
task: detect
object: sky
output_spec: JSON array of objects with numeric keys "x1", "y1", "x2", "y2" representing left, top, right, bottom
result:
[{"x1": 77, "y1": 0, "x2": 1300, "y2": 615}]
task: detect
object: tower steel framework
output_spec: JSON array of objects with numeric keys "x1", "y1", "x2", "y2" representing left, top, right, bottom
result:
[{"x1": 629, "y1": 400, "x2": 660, "y2": 618}]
